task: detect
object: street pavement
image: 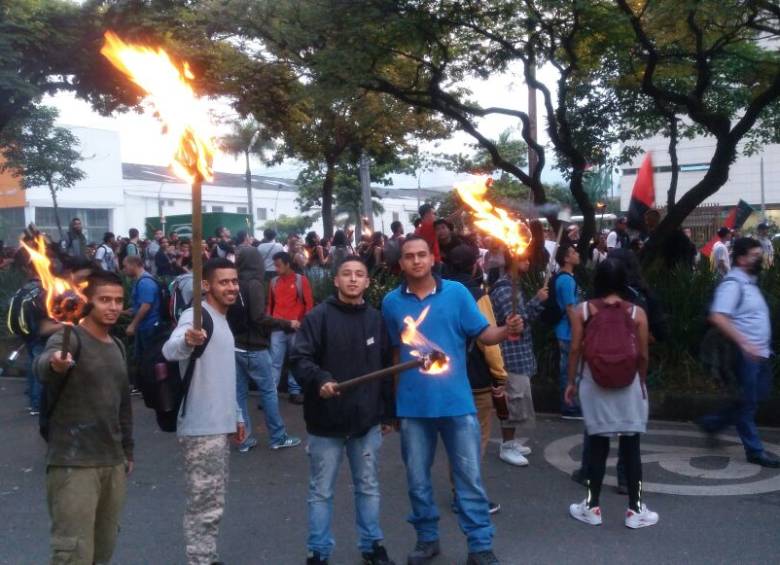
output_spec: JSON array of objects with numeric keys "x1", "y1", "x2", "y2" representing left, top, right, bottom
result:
[{"x1": 2, "y1": 377, "x2": 780, "y2": 565}]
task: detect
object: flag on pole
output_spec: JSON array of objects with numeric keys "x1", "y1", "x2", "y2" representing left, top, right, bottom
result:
[
  {"x1": 627, "y1": 153, "x2": 655, "y2": 231},
  {"x1": 700, "y1": 199, "x2": 754, "y2": 257}
]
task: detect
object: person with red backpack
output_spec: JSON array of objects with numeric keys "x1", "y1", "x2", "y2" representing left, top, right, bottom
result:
[
  {"x1": 267, "y1": 251, "x2": 314, "y2": 404},
  {"x1": 564, "y1": 258, "x2": 659, "y2": 529}
]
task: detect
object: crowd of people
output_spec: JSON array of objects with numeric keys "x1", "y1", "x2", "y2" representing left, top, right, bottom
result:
[{"x1": 7, "y1": 203, "x2": 778, "y2": 565}]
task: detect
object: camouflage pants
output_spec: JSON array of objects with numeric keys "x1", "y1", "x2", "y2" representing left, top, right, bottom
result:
[{"x1": 180, "y1": 434, "x2": 230, "y2": 565}]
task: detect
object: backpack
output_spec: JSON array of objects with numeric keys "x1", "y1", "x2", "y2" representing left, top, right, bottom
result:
[
  {"x1": 169, "y1": 274, "x2": 193, "y2": 323},
  {"x1": 138, "y1": 309, "x2": 214, "y2": 432},
  {"x1": 383, "y1": 238, "x2": 402, "y2": 269},
  {"x1": 38, "y1": 328, "x2": 126, "y2": 441},
  {"x1": 7, "y1": 280, "x2": 44, "y2": 338},
  {"x1": 538, "y1": 272, "x2": 575, "y2": 327},
  {"x1": 148, "y1": 274, "x2": 173, "y2": 325},
  {"x1": 118, "y1": 241, "x2": 137, "y2": 264},
  {"x1": 582, "y1": 299, "x2": 640, "y2": 389}
]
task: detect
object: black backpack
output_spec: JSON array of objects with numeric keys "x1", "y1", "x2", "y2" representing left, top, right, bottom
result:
[
  {"x1": 538, "y1": 272, "x2": 575, "y2": 326},
  {"x1": 138, "y1": 309, "x2": 214, "y2": 432},
  {"x1": 38, "y1": 328, "x2": 126, "y2": 441},
  {"x1": 7, "y1": 280, "x2": 44, "y2": 338}
]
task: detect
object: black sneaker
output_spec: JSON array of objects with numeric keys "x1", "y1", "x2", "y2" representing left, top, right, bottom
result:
[
  {"x1": 747, "y1": 452, "x2": 780, "y2": 468},
  {"x1": 467, "y1": 550, "x2": 499, "y2": 565},
  {"x1": 407, "y1": 540, "x2": 440, "y2": 565},
  {"x1": 306, "y1": 551, "x2": 328, "y2": 565},
  {"x1": 362, "y1": 541, "x2": 395, "y2": 565}
]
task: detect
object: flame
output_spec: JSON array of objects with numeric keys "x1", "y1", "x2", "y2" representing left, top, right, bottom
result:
[
  {"x1": 303, "y1": 248, "x2": 311, "y2": 261},
  {"x1": 101, "y1": 31, "x2": 215, "y2": 183},
  {"x1": 401, "y1": 306, "x2": 450, "y2": 374},
  {"x1": 361, "y1": 217, "x2": 372, "y2": 238},
  {"x1": 455, "y1": 176, "x2": 532, "y2": 256},
  {"x1": 19, "y1": 236, "x2": 87, "y2": 324}
]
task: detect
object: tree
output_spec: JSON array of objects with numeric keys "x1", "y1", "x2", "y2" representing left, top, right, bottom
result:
[
  {"x1": 220, "y1": 118, "x2": 276, "y2": 236},
  {"x1": 264, "y1": 213, "x2": 318, "y2": 240},
  {"x1": 0, "y1": 106, "x2": 85, "y2": 240}
]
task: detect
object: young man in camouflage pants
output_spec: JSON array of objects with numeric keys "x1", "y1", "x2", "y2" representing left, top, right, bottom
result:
[{"x1": 163, "y1": 258, "x2": 246, "y2": 565}]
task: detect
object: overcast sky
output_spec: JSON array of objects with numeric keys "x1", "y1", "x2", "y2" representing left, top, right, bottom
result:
[{"x1": 47, "y1": 61, "x2": 565, "y2": 191}]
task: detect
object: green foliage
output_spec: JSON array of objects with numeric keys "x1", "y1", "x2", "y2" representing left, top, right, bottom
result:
[
  {"x1": 0, "y1": 105, "x2": 85, "y2": 239},
  {"x1": 263, "y1": 214, "x2": 318, "y2": 240}
]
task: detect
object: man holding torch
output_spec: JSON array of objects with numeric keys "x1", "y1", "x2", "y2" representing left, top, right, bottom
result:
[
  {"x1": 35, "y1": 270, "x2": 133, "y2": 565},
  {"x1": 290, "y1": 256, "x2": 396, "y2": 565},
  {"x1": 382, "y1": 236, "x2": 522, "y2": 565}
]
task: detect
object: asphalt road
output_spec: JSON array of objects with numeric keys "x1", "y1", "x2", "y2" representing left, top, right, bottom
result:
[{"x1": 1, "y1": 378, "x2": 779, "y2": 565}]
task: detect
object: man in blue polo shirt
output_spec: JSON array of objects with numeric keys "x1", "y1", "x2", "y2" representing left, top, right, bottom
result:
[
  {"x1": 123, "y1": 255, "x2": 161, "y2": 391},
  {"x1": 382, "y1": 236, "x2": 522, "y2": 565}
]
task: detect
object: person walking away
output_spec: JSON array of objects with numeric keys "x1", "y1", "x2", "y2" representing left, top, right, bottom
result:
[
  {"x1": 95, "y1": 232, "x2": 118, "y2": 272},
  {"x1": 122, "y1": 255, "x2": 161, "y2": 394},
  {"x1": 564, "y1": 258, "x2": 658, "y2": 529},
  {"x1": 698, "y1": 238, "x2": 779, "y2": 468},
  {"x1": 61, "y1": 217, "x2": 87, "y2": 258},
  {"x1": 756, "y1": 222, "x2": 774, "y2": 268},
  {"x1": 328, "y1": 230, "x2": 351, "y2": 276},
  {"x1": 268, "y1": 251, "x2": 314, "y2": 405},
  {"x1": 257, "y1": 228, "x2": 285, "y2": 282},
  {"x1": 606, "y1": 217, "x2": 630, "y2": 251},
  {"x1": 35, "y1": 270, "x2": 134, "y2": 564},
  {"x1": 304, "y1": 231, "x2": 328, "y2": 279},
  {"x1": 490, "y1": 255, "x2": 548, "y2": 467},
  {"x1": 555, "y1": 244, "x2": 582, "y2": 419},
  {"x1": 231, "y1": 244, "x2": 301, "y2": 452},
  {"x1": 382, "y1": 236, "x2": 522, "y2": 565},
  {"x1": 162, "y1": 258, "x2": 246, "y2": 565},
  {"x1": 444, "y1": 244, "x2": 508, "y2": 513},
  {"x1": 290, "y1": 256, "x2": 396, "y2": 565},
  {"x1": 711, "y1": 227, "x2": 732, "y2": 277}
]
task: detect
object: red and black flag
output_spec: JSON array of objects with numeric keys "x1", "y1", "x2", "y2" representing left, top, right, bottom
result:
[
  {"x1": 701, "y1": 200, "x2": 754, "y2": 257},
  {"x1": 627, "y1": 153, "x2": 655, "y2": 231}
]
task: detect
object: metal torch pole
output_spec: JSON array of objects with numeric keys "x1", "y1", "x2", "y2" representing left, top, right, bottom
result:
[{"x1": 191, "y1": 174, "x2": 204, "y2": 331}]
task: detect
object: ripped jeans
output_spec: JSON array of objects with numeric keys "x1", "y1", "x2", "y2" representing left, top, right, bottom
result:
[{"x1": 307, "y1": 425, "x2": 383, "y2": 558}]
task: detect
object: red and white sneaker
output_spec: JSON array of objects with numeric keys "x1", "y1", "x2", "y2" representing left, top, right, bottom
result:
[
  {"x1": 625, "y1": 504, "x2": 659, "y2": 529},
  {"x1": 569, "y1": 500, "x2": 602, "y2": 525}
]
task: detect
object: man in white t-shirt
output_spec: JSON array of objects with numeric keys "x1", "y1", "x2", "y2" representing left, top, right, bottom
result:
[
  {"x1": 711, "y1": 227, "x2": 732, "y2": 276},
  {"x1": 756, "y1": 222, "x2": 774, "y2": 267},
  {"x1": 257, "y1": 228, "x2": 285, "y2": 281},
  {"x1": 606, "y1": 217, "x2": 630, "y2": 250},
  {"x1": 95, "y1": 232, "x2": 118, "y2": 272}
]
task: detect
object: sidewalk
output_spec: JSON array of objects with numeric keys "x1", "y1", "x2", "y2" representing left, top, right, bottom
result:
[{"x1": 1, "y1": 378, "x2": 779, "y2": 564}]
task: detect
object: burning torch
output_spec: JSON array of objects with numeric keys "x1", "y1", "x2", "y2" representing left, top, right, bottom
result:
[
  {"x1": 455, "y1": 177, "x2": 532, "y2": 315},
  {"x1": 101, "y1": 32, "x2": 216, "y2": 330},
  {"x1": 20, "y1": 235, "x2": 87, "y2": 359},
  {"x1": 332, "y1": 306, "x2": 450, "y2": 393}
]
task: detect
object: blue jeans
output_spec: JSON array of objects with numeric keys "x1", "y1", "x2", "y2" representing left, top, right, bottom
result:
[
  {"x1": 400, "y1": 415, "x2": 493, "y2": 553},
  {"x1": 235, "y1": 350, "x2": 287, "y2": 446},
  {"x1": 27, "y1": 341, "x2": 44, "y2": 411},
  {"x1": 270, "y1": 330, "x2": 301, "y2": 395},
  {"x1": 558, "y1": 339, "x2": 580, "y2": 414},
  {"x1": 700, "y1": 353, "x2": 773, "y2": 456},
  {"x1": 133, "y1": 326, "x2": 158, "y2": 388},
  {"x1": 307, "y1": 426, "x2": 383, "y2": 558}
]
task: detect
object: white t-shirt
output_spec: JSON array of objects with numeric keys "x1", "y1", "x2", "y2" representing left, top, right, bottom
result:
[
  {"x1": 606, "y1": 231, "x2": 620, "y2": 249},
  {"x1": 711, "y1": 240, "x2": 731, "y2": 273},
  {"x1": 257, "y1": 241, "x2": 285, "y2": 272},
  {"x1": 544, "y1": 240, "x2": 559, "y2": 273},
  {"x1": 95, "y1": 244, "x2": 116, "y2": 272}
]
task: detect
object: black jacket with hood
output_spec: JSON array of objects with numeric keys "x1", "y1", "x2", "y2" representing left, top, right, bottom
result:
[
  {"x1": 290, "y1": 295, "x2": 395, "y2": 438},
  {"x1": 232, "y1": 245, "x2": 290, "y2": 350}
]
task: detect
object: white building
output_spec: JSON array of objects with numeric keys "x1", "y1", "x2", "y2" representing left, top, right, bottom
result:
[
  {"x1": 0, "y1": 126, "x2": 439, "y2": 243},
  {"x1": 619, "y1": 133, "x2": 780, "y2": 223}
]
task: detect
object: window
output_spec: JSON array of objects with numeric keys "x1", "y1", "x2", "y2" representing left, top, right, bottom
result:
[
  {"x1": 257, "y1": 207, "x2": 268, "y2": 220},
  {"x1": 0, "y1": 207, "x2": 26, "y2": 242},
  {"x1": 211, "y1": 206, "x2": 224, "y2": 213},
  {"x1": 237, "y1": 206, "x2": 248, "y2": 214},
  {"x1": 392, "y1": 211, "x2": 400, "y2": 222},
  {"x1": 35, "y1": 207, "x2": 109, "y2": 243}
]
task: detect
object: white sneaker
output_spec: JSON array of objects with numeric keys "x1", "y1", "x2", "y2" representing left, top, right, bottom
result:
[
  {"x1": 499, "y1": 442, "x2": 529, "y2": 466},
  {"x1": 569, "y1": 500, "x2": 602, "y2": 526},
  {"x1": 511, "y1": 439, "x2": 532, "y2": 455},
  {"x1": 625, "y1": 504, "x2": 659, "y2": 529}
]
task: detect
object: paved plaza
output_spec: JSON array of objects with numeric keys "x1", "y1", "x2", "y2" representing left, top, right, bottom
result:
[{"x1": 1, "y1": 378, "x2": 779, "y2": 565}]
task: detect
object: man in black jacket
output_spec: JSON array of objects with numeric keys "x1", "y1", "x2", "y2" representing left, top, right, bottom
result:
[{"x1": 291, "y1": 256, "x2": 396, "y2": 565}]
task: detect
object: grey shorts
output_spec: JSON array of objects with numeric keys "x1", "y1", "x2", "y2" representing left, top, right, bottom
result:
[{"x1": 501, "y1": 372, "x2": 536, "y2": 429}]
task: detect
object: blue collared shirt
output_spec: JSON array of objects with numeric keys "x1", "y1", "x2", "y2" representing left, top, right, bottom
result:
[
  {"x1": 711, "y1": 268, "x2": 771, "y2": 358},
  {"x1": 382, "y1": 278, "x2": 489, "y2": 418}
]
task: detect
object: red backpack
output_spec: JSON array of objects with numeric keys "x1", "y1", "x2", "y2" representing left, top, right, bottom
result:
[{"x1": 582, "y1": 299, "x2": 640, "y2": 389}]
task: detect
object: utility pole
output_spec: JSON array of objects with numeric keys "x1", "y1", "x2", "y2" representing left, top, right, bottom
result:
[
  {"x1": 527, "y1": 58, "x2": 538, "y2": 189},
  {"x1": 760, "y1": 156, "x2": 766, "y2": 220},
  {"x1": 360, "y1": 151, "x2": 374, "y2": 232}
]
